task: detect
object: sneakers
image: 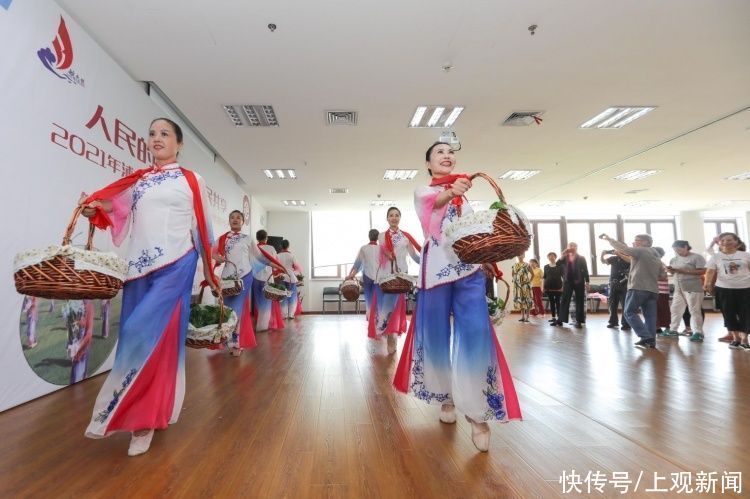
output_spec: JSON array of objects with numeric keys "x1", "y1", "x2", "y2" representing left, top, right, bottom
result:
[
  {"x1": 548, "y1": 317, "x2": 558, "y2": 324},
  {"x1": 620, "y1": 325, "x2": 631, "y2": 331},
  {"x1": 729, "y1": 341, "x2": 742, "y2": 350},
  {"x1": 635, "y1": 338, "x2": 656, "y2": 349},
  {"x1": 718, "y1": 333, "x2": 734, "y2": 343},
  {"x1": 606, "y1": 324, "x2": 619, "y2": 329},
  {"x1": 439, "y1": 403, "x2": 456, "y2": 424},
  {"x1": 387, "y1": 334, "x2": 397, "y2": 355},
  {"x1": 688, "y1": 332, "x2": 704, "y2": 342},
  {"x1": 658, "y1": 329, "x2": 679, "y2": 337},
  {"x1": 128, "y1": 429, "x2": 154, "y2": 457},
  {"x1": 740, "y1": 343, "x2": 750, "y2": 351},
  {"x1": 465, "y1": 415, "x2": 490, "y2": 452}
]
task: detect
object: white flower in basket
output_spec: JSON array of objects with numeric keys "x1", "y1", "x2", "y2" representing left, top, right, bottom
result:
[{"x1": 443, "y1": 203, "x2": 530, "y2": 250}]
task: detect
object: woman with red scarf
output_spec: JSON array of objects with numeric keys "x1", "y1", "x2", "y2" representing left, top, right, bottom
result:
[
  {"x1": 369, "y1": 207, "x2": 420, "y2": 354},
  {"x1": 78, "y1": 118, "x2": 218, "y2": 456},
  {"x1": 212, "y1": 210, "x2": 286, "y2": 355},
  {"x1": 393, "y1": 142, "x2": 521, "y2": 452}
]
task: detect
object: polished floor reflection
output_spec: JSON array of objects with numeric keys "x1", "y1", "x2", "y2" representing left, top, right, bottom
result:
[{"x1": 0, "y1": 312, "x2": 746, "y2": 498}]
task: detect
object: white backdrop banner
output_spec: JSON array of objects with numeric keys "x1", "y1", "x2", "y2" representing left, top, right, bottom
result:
[{"x1": 0, "y1": 1, "x2": 256, "y2": 411}]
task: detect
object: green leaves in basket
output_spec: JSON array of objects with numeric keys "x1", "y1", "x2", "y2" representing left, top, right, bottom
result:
[
  {"x1": 489, "y1": 200, "x2": 507, "y2": 211},
  {"x1": 486, "y1": 297, "x2": 506, "y2": 316},
  {"x1": 189, "y1": 304, "x2": 230, "y2": 328},
  {"x1": 268, "y1": 282, "x2": 287, "y2": 291}
]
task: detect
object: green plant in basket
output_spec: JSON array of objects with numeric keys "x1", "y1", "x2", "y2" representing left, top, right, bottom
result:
[
  {"x1": 268, "y1": 282, "x2": 287, "y2": 291},
  {"x1": 189, "y1": 304, "x2": 231, "y2": 328},
  {"x1": 486, "y1": 296, "x2": 506, "y2": 316},
  {"x1": 489, "y1": 200, "x2": 507, "y2": 211}
]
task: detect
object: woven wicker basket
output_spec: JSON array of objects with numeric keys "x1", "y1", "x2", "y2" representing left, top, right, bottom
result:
[
  {"x1": 187, "y1": 295, "x2": 237, "y2": 349},
  {"x1": 489, "y1": 277, "x2": 511, "y2": 326},
  {"x1": 340, "y1": 279, "x2": 361, "y2": 301},
  {"x1": 14, "y1": 206, "x2": 124, "y2": 300},
  {"x1": 446, "y1": 173, "x2": 531, "y2": 264},
  {"x1": 213, "y1": 261, "x2": 243, "y2": 298},
  {"x1": 378, "y1": 261, "x2": 414, "y2": 294},
  {"x1": 263, "y1": 276, "x2": 289, "y2": 301}
]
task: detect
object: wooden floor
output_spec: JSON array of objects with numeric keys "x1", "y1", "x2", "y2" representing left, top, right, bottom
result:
[{"x1": 1, "y1": 312, "x2": 747, "y2": 498}]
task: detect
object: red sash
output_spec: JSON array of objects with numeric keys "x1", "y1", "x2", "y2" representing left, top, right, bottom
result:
[
  {"x1": 384, "y1": 229, "x2": 422, "y2": 261},
  {"x1": 430, "y1": 173, "x2": 469, "y2": 217},
  {"x1": 85, "y1": 165, "x2": 217, "y2": 286}
]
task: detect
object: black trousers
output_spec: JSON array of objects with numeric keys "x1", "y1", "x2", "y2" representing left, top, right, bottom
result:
[
  {"x1": 546, "y1": 290, "x2": 562, "y2": 317},
  {"x1": 608, "y1": 281, "x2": 630, "y2": 327},
  {"x1": 559, "y1": 281, "x2": 586, "y2": 323}
]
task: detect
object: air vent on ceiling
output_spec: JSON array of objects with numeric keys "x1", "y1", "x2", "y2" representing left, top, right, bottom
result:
[
  {"x1": 326, "y1": 111, "x2": 358, "y2": 126},
  {"x1": 329, "y1": 187, "x2": 349, "y2": 194},
  {"x1": 502, "y1": 111, "x2": 544, "y2": 127},
  {"x1": 222, "y1": 104, "x2": 279, "y2": 127}
]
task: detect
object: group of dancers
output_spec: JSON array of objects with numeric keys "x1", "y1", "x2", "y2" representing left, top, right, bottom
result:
[{"x1": 75, "y1": 118, "x2": 521, "y2": 457}]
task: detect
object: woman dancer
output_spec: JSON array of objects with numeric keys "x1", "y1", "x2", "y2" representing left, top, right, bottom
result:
[
  {"x1": 213, "y1": 210, "x2": 285, "y2": 355},
  {"x1": 394, "y1": 141, "x2": 521, "y2": 452},
  {"x1": 278, "y1": 239, "x2": 303, "y2": 320},
  {"x1": 370, "y1": 208, "x2": 421, "y2": 354},
  {"x1": 346, "y1": 229, "x2": 380, "y2": 321},
  {"x1": 79, "y1": 118, "x2": 218, "y2": 456}
]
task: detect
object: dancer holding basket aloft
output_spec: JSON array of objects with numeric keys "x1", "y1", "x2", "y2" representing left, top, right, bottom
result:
[
  {"x1": 212, "y1": 210, "x2": 286, "y2": 356},
  {"x1": 78, "y1": 118, "x2": 219, "y2": 456},
  {"x1": 370, "y1": 207, "x2": 420, "y2": 354},
  {"x1": 394, "y1": 141, "x2": 522, "y2": 452}
]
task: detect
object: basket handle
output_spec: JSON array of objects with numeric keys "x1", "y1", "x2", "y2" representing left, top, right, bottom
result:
[
  {"x1": 390, "y1": 259, "x2": 402, "y2": 275},
  {"x1": 63, "y1": 205, "x2": 96, "y2": 250},
  {"x1": 223, "y1": 260, "x2": 238, "y2": 277},
  {"x1": 468, "y1": 172, "x2": 507, "y2": 204},
  {"x1": 217, "y1": 294, "x2": 224, "y2": 328},
  {"x1": 497, "y1": 277, "x2": 511, "y2": 309}
]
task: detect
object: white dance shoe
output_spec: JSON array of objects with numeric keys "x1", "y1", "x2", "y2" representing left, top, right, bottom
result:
[
  {"x1": 465, "y1": 416, "x2": 490, "y2": 452},
  {"x1": 386, "y1": 334, "x2": 397, "y2": 354},
  {"x1": 230, "y1": 347, "x2": 243, "y2": 357},
  {"x1": 128, "y1": 429, "x2": 154, "y2": 456},
  {"x1": 439, "y1": 403, "x2": 456, "y2": 424}
]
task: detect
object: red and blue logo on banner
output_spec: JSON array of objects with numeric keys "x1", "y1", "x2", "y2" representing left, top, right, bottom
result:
[{"x1": 37, "y1": 16, "x2": 85, "y2": 86}]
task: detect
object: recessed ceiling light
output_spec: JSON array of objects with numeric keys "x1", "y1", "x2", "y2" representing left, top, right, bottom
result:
[
  {"x1": 282, "y1": 200, "x2": 306, "y2": 206},
  {"x1": 262, "y1": 169, "x2": 297, "y2": 179},
  {"x1": 498, "y1": 170, "x2": 541, "y2": 181},
  {"x1": 329, "y1": 188, "x2": 349, "y2": 194},
  {"x1": 613, "y1": 170, "x2": 661, "y2": 181},
  {"x1": 408, "y1": 105, "x2": 465, "y2": 128},
  {"x1": 580, "y1": 107, "x2": 655, "y2": 129},
  {"x1": 383, "y1": 169, "x2": 419, "y2": 180},
  {"x1": 370, "y1": 200, "x2": 396, "y2": 207},
  {"x1": 222, "y1": 104, "x2": 279, "y2": 127},
  {"x1": 540, "y1": 200, "x2": 570, "y2": 208},
  {"x1": 725, "y1": 172, "x2": 750, "y2": 181},
  {"x1": 623, "y1": 200, "x2": 658, "y2": 207}
]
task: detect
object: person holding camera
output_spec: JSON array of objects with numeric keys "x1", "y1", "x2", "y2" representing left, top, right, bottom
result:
[
  {"x1": 601, "y1": 249, "x2": 631, "y2": 330},
  {"x1": 555, "y1": 242, "x2": 590, "y2": 327}
]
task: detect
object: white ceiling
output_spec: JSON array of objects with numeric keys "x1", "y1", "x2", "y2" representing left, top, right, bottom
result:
[{"x1": 58, "y1": 0, "x2": 750, "y2": 215}]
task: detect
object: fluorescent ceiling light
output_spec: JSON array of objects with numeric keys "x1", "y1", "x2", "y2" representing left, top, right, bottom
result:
[
  {"x1": 410, "y1": 107, "x2": 427, "y2": 127},
  {"x1": 263, "y1": 169, "x2": 297, "y2": 179},
  {"x1": 498, "y1": 170, "x2": 541, "y2": 181},
  {"x1": 282, "y1": 200, "x2": 306, "y2": 206},
  {"x1": 408, "y1": 105, "x2": 464, "y2": 128},
  {"x1": 329, "y1": 188, "x2": 349, "y2": 194},
  {"x1": 370, "y1": 200, "x2": 396, "y2": 207},
  {"x1": 613, "y1": 170, "x2": 661, "y2": 181},
  {"x1": 383, "y1": 169, "x2": 418, "y2": 181},
  {"x1": 580, "y1": 106, "x2": 655, "y2": 129},
  {"x1": 540, "y1": 200, "x2": 569, "y2": 208},
  {"x1": 443, "y1": 107, "x2": 464, "y2": 127},
  {"x1": 725, "y1": 172, "x2": 750, "y2": 181}
]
